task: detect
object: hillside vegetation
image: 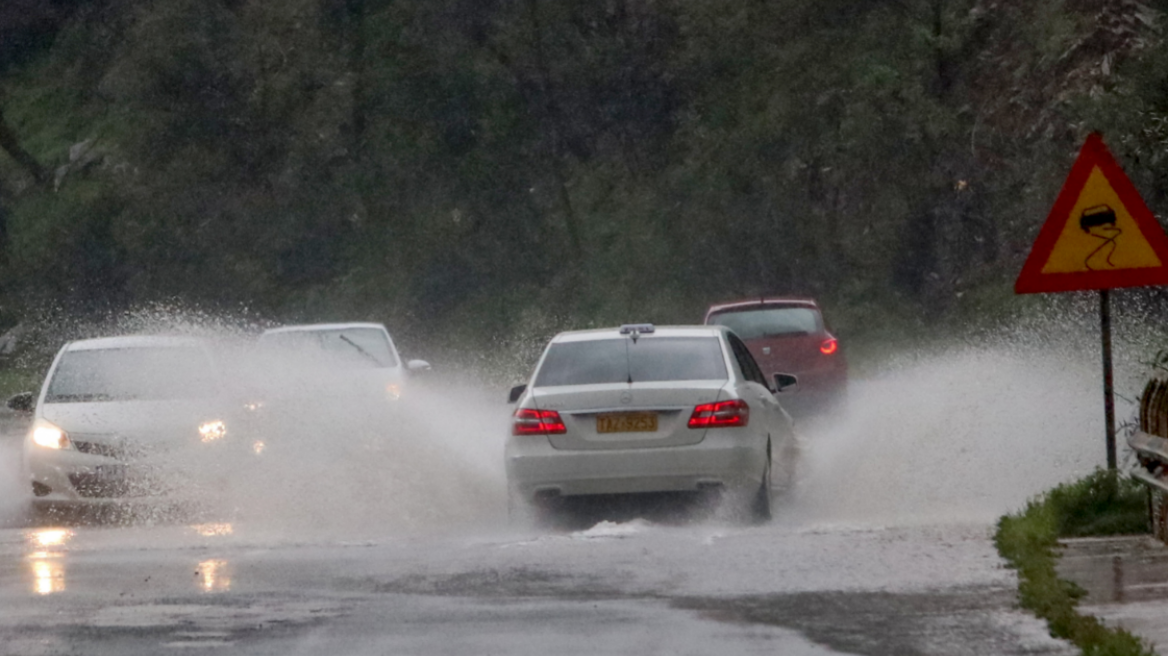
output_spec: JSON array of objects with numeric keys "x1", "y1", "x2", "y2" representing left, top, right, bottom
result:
[{"x1": 1, "y1": 0, "x2": 1167, "y2": 356}]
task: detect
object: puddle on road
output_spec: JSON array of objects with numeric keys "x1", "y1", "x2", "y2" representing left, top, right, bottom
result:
[{"x1": 1057, "y1": 536, "x2": 1168, "y2": 605}]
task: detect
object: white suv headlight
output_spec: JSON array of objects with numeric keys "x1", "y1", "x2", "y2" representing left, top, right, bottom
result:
[
  {"x1": 32, "y1": 422, "x2": 71, "y2": 450},
  {"x1": 199, "y1": 420, "x2": 227, "y2": 443}
]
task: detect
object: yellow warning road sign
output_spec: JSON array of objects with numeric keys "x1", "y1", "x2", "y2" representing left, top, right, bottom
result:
[{"x1": 1016, "y1": 133, "x2": 1168, "y2": 293}]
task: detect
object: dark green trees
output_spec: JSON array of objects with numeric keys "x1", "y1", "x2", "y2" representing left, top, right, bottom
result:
[{"x1": 0, "y1": 0, "x2": 1161, "y2": 345}]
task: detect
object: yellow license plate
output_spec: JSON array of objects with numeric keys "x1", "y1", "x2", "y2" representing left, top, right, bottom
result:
[{"x1": 596, "y1": 412, "x2": 658, "y2": 433}]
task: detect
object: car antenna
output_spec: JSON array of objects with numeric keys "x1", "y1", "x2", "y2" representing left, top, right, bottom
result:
[
  {"x1": 618, "y1": 325, "x2": 653, "y2": 384},
  {"x1": 624, "y1": 335, "x2": 634, "y2": 384}
]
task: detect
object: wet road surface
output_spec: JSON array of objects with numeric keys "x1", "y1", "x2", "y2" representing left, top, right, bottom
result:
[
  {"x1": 0, "y1": 519, "x2": 1074, "y2": 656},
  {"x1": 0, "y1": 346, "x2": 1134, "y2": 654}
]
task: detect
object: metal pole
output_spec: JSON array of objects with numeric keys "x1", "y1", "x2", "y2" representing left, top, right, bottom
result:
[{"x1": 1101, "y1": 288, "x2": 1117, "y2": 470}]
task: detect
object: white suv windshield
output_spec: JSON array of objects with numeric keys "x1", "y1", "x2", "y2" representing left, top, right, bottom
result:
[
  {"x1": 260, "y1": 328, "x2": 398, "y2": 368},
  {"x1": 45, "y1": 347, "x2": 217, "y2": 403},
  {"x1": 707, "y1": 307, "x2": 821, "y2": 339},
  {"x1": 534, "y1": 337, "x2": 727, "y2": 387}
]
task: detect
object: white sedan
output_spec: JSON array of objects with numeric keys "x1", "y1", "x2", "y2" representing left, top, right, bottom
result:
[{"x1": 505, "y1": 324, "x2": 797, "y2": 525}]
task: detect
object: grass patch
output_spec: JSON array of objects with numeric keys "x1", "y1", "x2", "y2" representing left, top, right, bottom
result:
[{"x1": 995, "y1": 469, "x2": 1155, "y2": 655}]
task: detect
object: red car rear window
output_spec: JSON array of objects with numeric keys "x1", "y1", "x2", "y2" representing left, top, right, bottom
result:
[{"x1": 707, "y1": 307, "x2": 822, "y2": 340}]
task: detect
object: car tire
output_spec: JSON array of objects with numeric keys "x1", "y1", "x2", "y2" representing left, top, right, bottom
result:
[
  {"x1": 507, "y1": 486, "x2": 542, "y2": 530},
  {"x1": 750, "y1": 455, "x2": 772, "y2": 524},
  {"x1": 774, "y1": 435, "x2": 801, "y2": 493},
  {"x1": 826, "y1": 386, "x2": 849, "y2": 419}
]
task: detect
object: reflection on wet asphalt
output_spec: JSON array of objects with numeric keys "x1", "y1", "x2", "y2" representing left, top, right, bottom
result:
[{"x1": 25, "y1": 527, "x2": 73, "y2": 596}]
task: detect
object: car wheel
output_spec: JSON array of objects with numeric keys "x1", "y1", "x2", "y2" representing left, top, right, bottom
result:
[
  {"x1": 826, "y1": 386, "x2": 849, "y2": 418},
  {"x1": 507, "y1": 486, "x2": 542, "y2": 529},
  {"x1": 774, "y1": 435, "x2": 801, "y2": 493},
  {"x1": 750, "y1": 455, "x2": 772, "y2": 524}
]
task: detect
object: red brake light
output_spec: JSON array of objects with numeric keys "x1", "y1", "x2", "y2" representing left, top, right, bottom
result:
[
  {"x1": 688, "y1": 399, "x2": 749, "y2": 428},
  {"x1": 820, "y1": 338, "x2": 839, "y2": 355},
  {"x1": 512, "y1": 408, "x2": 567, "y2": 435}
]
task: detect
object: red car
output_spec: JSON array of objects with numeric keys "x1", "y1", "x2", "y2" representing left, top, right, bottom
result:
[{"x1": 704, "y1": 298, "x2": 847, "y2": 416}]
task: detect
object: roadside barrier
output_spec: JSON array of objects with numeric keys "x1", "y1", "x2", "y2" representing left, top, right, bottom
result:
[{"x1": 1132, "y1": 378, "x2": 1168, "y2": 541}]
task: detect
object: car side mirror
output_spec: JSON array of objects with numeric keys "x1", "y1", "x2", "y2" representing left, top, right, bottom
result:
[
  {"x1": 407, "y1": 359, "x2": 432, "y2": 372},
  {"x1": 773, "y1": 373, "x2": 798, "y2": 394},
  {"x1": 508, "y1": 384, "x2": 527, "y2": 404},
  {"x1": 6, "y1": 392, "x2": 34, "y2": 414}
]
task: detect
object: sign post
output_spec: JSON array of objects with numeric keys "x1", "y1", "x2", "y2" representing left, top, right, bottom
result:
[
  {"x1": 1015, "y1": 133, "x2": 1168, "y2": 469},
  {"x1": 1101, "y1": 288, "x2": 1116, "y2": 469}
]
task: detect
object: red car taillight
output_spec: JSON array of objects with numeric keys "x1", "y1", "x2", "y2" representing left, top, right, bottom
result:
[
  {"x1": 512, "y1": 408, "x2": 567, "y2": 435},
  {"x1": 687, "y1": 399, "x2": 750, "y2": 428},
  {"x1": 820, "y1": 338, "x2": 839, "y2": 355}
]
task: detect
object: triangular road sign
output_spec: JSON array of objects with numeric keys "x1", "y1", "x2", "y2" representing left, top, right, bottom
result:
[{"x1": 1015, "y1": 132, "x2": 1168, "y2": 294}]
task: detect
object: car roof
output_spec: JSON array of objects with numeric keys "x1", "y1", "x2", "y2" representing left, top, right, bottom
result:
[
  {"x1": 260, "y1": 322, "x2": 387, "y2": 336},
  {"x1": 63, "y1": 335, "x2": 209, "y2": 352},
  {"x1": 550, "y1": 325, "x2": 730, "y2": 343},
  {"x1": 705, "y1": 297, "x2": 820, "y2": 316}
]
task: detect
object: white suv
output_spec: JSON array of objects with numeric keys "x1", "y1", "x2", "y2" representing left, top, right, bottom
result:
[
  {"x1": 255, "y1": 322, "x2": 430, "y2": 402},
  {"x1": 18, "y1": 335, "x2": 235, "y2": 507}
]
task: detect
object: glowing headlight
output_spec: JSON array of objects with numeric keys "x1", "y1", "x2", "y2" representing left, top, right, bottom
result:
[
  {"x1": 198, "y1": 420, "x2": 227, "y2": 443},
  {"x1": 386, "y1": 383, "x2": 402, "y2": 401},
  {"x1": 32, "y1": 424, "x2": 70, "y2": 450},
  {"x1": 243, "y1": 401, "x2": 264, "y2": 412}
]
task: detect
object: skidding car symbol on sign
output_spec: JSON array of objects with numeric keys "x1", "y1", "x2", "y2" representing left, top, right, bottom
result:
[{"x1": 1079, "y1": 205, "x2": 1121, "y2": 270}]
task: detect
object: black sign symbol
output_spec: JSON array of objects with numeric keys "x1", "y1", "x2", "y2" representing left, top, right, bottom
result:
[{"x1": 1079, "y1": 205, "x2": 1122, "y2": 270}]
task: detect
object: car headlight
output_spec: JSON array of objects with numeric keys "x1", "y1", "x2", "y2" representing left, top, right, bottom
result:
[
  {"x1": 198, "y1": 420, "x2": 227, "y2": 443},
  {"x1": 386, "y1": 383, "x2": 402, "y2": 401},
  {"x1": 32, "y1": 422, "x2": 71, "y2": 450}
]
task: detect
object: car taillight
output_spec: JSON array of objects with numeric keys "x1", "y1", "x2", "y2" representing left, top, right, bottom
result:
[
  {"x1": 820, "y1": 338, "x2": 839, "y2": 355},
  {"x1": 512, "y1": 408, "x2": 567, "y2": 435},
  {"x1": 688, "y1": 399, "x2": 749, "y2": 428}
]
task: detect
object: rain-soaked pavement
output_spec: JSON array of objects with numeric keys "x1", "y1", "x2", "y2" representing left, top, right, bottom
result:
[
  {"x1": 0, "y1": 519, "x2": 1073, "y2": 656},
  {"x1": 0, "y1": 344, "x2": 1159, "y2": 655}
]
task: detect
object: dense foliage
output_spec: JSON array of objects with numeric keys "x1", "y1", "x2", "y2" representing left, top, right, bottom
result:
[{"x1": 0, "y1": 0, "x2": 1166, "y2": 353}]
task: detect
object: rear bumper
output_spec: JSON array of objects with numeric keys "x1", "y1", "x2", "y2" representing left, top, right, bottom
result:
[{"x1": 505, "y1": 429, "x2": 767, "y2": 501}]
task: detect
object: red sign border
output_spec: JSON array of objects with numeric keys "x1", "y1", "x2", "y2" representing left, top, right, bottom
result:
[{"x1": 1015, "y1": 132, "x2": 1168, "y2": 294}]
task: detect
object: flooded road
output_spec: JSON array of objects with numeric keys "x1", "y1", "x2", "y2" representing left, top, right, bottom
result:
[
  {"x1": 0, "y1": 519, "x2": 1074, "y2": 656},
  {"x1": 0, "y1": 343, "x2": 1120, "y2": 654}
]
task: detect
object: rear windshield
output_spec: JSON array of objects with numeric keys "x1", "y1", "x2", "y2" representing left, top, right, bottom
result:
[
  {"x1": 259, "y1": 328, "x2": 398, "y2": 368},
  {"x1": 46, "y1": 347, "x2": 217, "y2": 403},
  {"x1": 707, "y1": 307, "x2": 821, "y2": 340},
  {"x1": 534, "y1": 337, "x2": 727, "y2": 387}
]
